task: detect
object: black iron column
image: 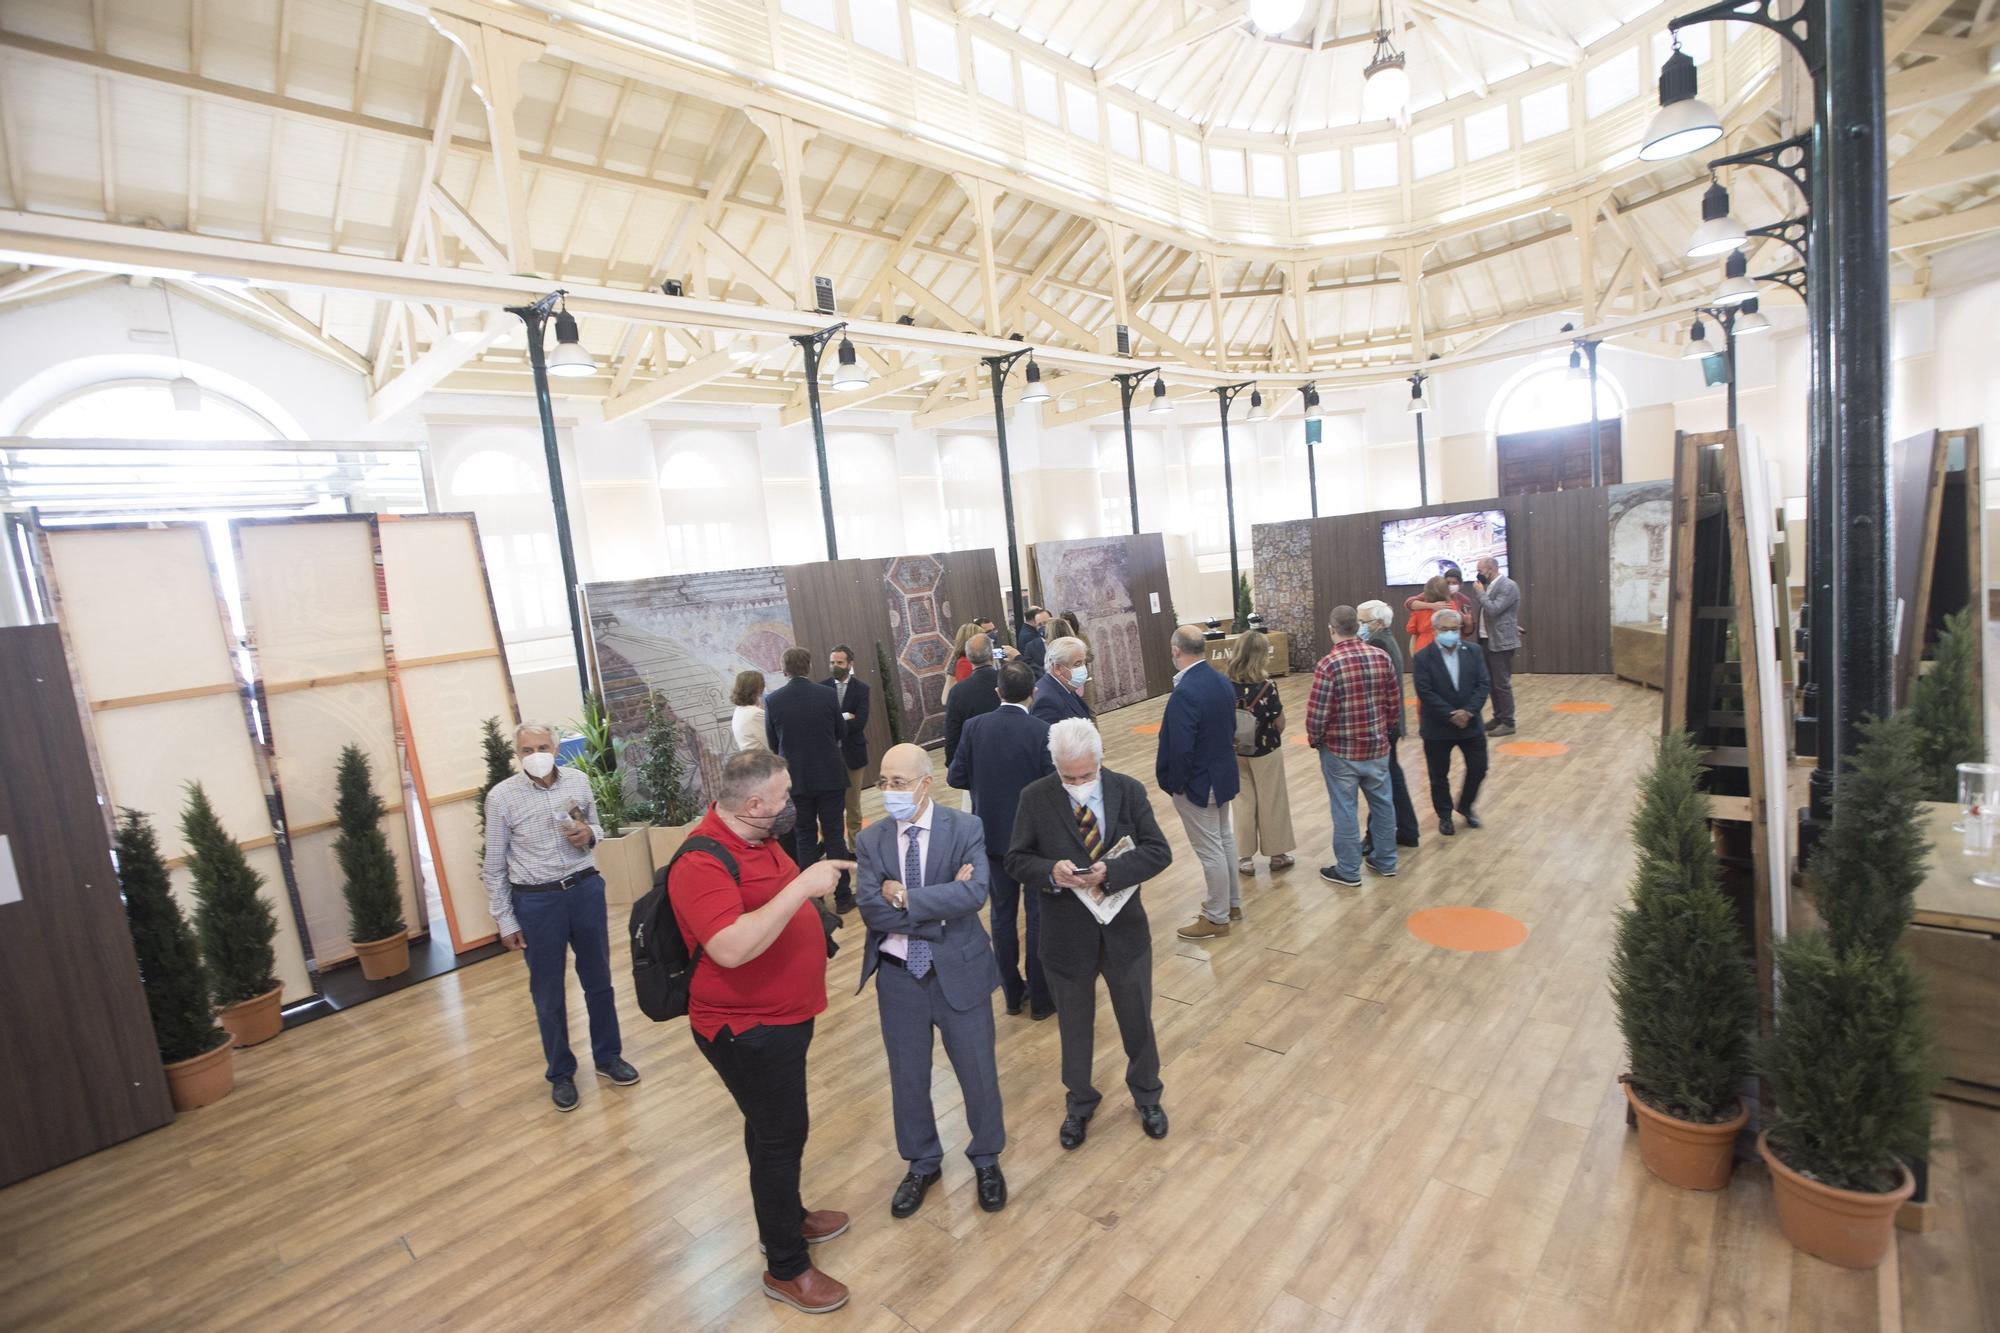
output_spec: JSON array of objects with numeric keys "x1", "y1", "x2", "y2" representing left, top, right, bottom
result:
[
  {"x1": 1113, "y1": 368, "x2": 1159, "y2": 534},
  {"x1": 1410, "y1": 372, "x2": 1430, "y2": 506},
  {"x1": 1213, "y1": 382, "x2": 1253, "y2": 615},
  {"x1": 1584, "y1": 341, "x2": 1604, "y2": 487},
  {"x1": 506, "y1": 290, "x2": 590, "y2": 704},
  {"x1": 791, "y1": 323, "x2": 845, "y2": 561},
  {"x1": 985, "y1": 349, "x2": 1033, "y2": 632},
  {"x1": 1302, "y1": 383, "x2": 1321, "y2": 517}
]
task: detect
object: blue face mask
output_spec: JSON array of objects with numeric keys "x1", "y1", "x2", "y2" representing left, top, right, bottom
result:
[
  {"x1": 1436, "y1": 630, "x2": 1461, "y2": 649},
  {"x1": 1069, "y1": 666, "x2": 1089, "y2": 689},
  {"x1": 882, "y1": 787, "x2": 922, "y2": 822},
  {"x1": 1357, "y1": 626, "x2": 1371, "y2": 641}
]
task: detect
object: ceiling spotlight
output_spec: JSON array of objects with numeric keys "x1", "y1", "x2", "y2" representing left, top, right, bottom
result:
[
  {"x1": 169, "y1": 375, "x2": 203, "y2": 412},
  {"x1": 1686, "y1": 177, "x2": 1748, "y2": 259},
  {"x1": 1683, "y1": 317, "x2": 1715, "y2": 360},
  {"x1": 1020, "y1": 356, "x2": 1051, "y2": 404},
  {"x1": 1149, "y1": 375, "x2": 1172, "y2": 413},
  {"x1": 546, "y1": 306, "x2": 595, "y2": 378},
  {"x1": 1247, "y1": 388, "x2": 1265, "y2": 421},
  {"x1": 1249, "y1": 0, "x2": 1307, "y2": 32},
  {"x1": 1733, "y1": 297, "x2": 1771, "y2": 335},
  {"x1": 1362, "y1": 13, "x2": 1410, "y2": 122},
  {"x1": 1567, "y1": 346, "x2": 1589, "y2": 381},
  {"x1": 1713, "y1": 250, "x2": 1758, "y2": 307},
  {"x1": 1303, "y1": 385, "x2": 1321, "y2": 421},
  {"x1": 830, "y1": 335, "x2": 869, "y2": 390},
  {"x1": 1407, "y1": 375, "x2": 1430, "y2": 414},
  {"x1": 1640, "y1": 40, "x2": 1723, "y2": 162}
]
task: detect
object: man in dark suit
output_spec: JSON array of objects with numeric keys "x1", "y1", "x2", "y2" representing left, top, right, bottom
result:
[
  {"x1": 948, "y1": 661, "x2": 1056, "y2": 1018},
  {"x1": 1156, "y1": 624, "x2": 1243, "y2": 940},
  {"x1": 1411, "y1": 609, "x2": 1491, "y2": 837},
  {"x1": 856, "y1": 743, "x2": 1008, "y2": 1219},
  {"x1": 766, "y1": 645, "x2": 855, "y2": 909},
  {"x1": 1016, "y1": 605, "x2": 1050, "y2": 675},
  {"x1": 822, "y1": 645, "x2": 871, "y2": 842},
  {"x1": 1005, "y1": 718, "x2": 1174, "y2": 1151},
  {"x1": 1030, "y1": 635, "x2": 1093, "y2": 726},
  {"x1": 942, "y1": 634, "x2": 1000, "y2": 767}
]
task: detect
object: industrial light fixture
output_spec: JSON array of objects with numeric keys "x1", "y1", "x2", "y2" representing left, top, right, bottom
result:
[
  {"x1": 546, "y1": 299, "x2": 594, "y2": 378},
  {"x1": 1639, "y1": 39, "x2": 1722, "y2": 161},
  {"x1": 1149, "y1": 375, "x2": 1172, "y2": 413},
  {"x1": 1303, "y1": 384, "x2": 1321, "y2": 420},
  {"x1": 1683, "y1": 317, "x2": 1715, "y2": 360},
  {"x1": 1407, "y1": 374, "x2": 1430, "y2": 414},
  {"x1": 1247, "y1": 387, "x2": 1266, "y2": 421},
  {"x1": 1713, "y1": 250, "x2": 1758, "y2": 307},
  {"x1": 830, "y1": 335, "x2": 869, "y2": 390},
  {"x1": 1019, "y1": 356, "x2": 1051, "y2": 404},
  {"x1": 1733, "y1": 297, "x2": 1771, "y2": 335},
  {"x1": 1249, "y1": 0, "x2": 1307, "y2": 32},
  {"x1": 1686, "y1": 177, "x2": 1747, "y2": 258},
  {"x1": 1568, "y1": 345, "x2": 1589, "y2": 381},
  {"x1": 1362, "y1": 4, "x2": 1410, "y2": 122}
]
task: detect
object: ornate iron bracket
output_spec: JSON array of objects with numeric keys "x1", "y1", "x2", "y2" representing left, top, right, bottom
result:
[
  {"x1": 1669, "y1": 0, "x2": 1822, "y2": 75},
  {"x1": 1708, "y1": 131, "x2": 1813, "y2": 197},
  {"x1": 1747, "y1": 216, "x2": 1810, "y2": 263},
  {"x1": 1756, "y1": 266, "x2": 1809, "y2": 300}
]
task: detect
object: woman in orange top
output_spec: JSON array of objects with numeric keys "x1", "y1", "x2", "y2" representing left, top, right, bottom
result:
[{"x1": 1405, "y1": 575, "x2": 1455, "y2": 656}]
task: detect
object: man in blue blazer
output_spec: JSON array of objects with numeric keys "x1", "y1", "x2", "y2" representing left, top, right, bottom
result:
[
  {"x1": 1156, "y1": 624, "x2": 1243, "y2": 940},
  {"x1": 857, "y1": 743, "x2": 1007, "y2": 1219},
  {"x1": 765, "y1": 646, "x2": 852, "y2": 909},
  {"x1": 1030, "y1": 635, "x2": 1093, "y2": 725},
  {"x1": 948, "y1": 661, "x2": 1056, "y2": 1019},
  {"x1": 821, "y1": 644, "x2": 871, "y2": 843},
  {"x1": 1410, "y1": 609, "x2": 1491, "y2": 837}
]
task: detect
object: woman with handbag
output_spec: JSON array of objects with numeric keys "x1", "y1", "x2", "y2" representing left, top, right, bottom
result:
[{"x1": 1227, "y1": 631, "x2": 1296, "y2": 876}]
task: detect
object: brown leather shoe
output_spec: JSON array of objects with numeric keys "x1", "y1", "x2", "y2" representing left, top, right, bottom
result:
[
  {"x1": 801, "y1": 1209, "x2": 849, "y2": 1244},
  {"x1": 1177, "y1": 916, "x2": 1230, "y2": 940},
  {"x1": 763, "y1": 1267, "x2": 850, "y2": 1314}
]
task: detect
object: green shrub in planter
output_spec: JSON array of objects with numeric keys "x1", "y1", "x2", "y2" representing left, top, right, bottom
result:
[
  {"x1": 1807, "y1": 712, "x2": 1929, "y2": 959},
  {"x1": 632, "y1": 692, "x2": 701, "y2": 827},
  {"x1": 334, "y1": 744, "x2": 406, "y2": 943},
  {"x1": 1907, "y1": 608, "x2": 1981, "y2": 802},
  {"x1": 117, "y1": 809, "x2": 228, "y2": 1063},
  {"x1": 181, "y1": 782, "x2": 279, "y2": 1008},
  {"x1": 475, "y1": 715, "x2": 515, "y2": 840}
]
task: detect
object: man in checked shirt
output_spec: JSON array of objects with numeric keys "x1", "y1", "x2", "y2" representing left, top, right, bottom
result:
[
  {"x1": 482, "y1": 722, "x2": 640, "y2": 1112},
  {"x1": 1304, "y1": 604, "x2": 1403, "y2": 889}
]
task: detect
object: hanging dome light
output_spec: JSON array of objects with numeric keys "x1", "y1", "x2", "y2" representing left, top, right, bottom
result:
[
  {"x1": 1020, "y1": 356, "x2": 1051, "y2": 404},
  {"x1": 1249, "y1": 0, "x2": 1307, "y2": 33},
  {"x1": 1247, "y1": 388, "x2": 1265, "y2": 421},
  {"x1": 1362, "y1": 26, "x2": 1410, "y2": 121},
  {"x1": 1733, "y1": 297, "x2": 1771, "y2": 336},
  {"x1": 1149, "y1": 375, "x2": 1172, "y2": 413},
  {"x1": 1303, "y1": 385, "x2": 1321, "y2": 420},
  {"x1": 1686, "y1": 177, "x2": 1748, "y2": 258},
  {"x1": 546, "y1": 305, "x2": 595, "y2": 378},
  {"x1": 1682, "y1": 317, "x2": 1715, "y2": 360},
  {"x1": 1639, "y1": 41, "x2": 1723, "y2": 161},
  {"x1": 1567, "y1": 345, "x2": 1589, "y2": 382},
  {"x1": 1713, "y1": 250, "x2": 1758, "y2": 307},
  {"x1": 830, "y1": 335, "x2": 869, "y2": 390},
  {"x1": 1407, "y1": 375, "x2": 1430, "y2": 414}
]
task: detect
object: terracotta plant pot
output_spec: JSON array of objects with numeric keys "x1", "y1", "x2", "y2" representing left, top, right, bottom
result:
[
  {"x1": 352, "y1": 929, "x2": 411, "y2": 981},
  {"x1": 1624, "y1": 1082, "x2": 1747, "y2": 1191},
  {"x1": 217, "y1": 984, "x2": 284, "y2": 1048},
  {"x1": 1759, "y1": 1131, "x2": 1915, "y2": 1269},
  {"x1": 163, "y1": 1037, "x2": 236, "y2": 1112}
]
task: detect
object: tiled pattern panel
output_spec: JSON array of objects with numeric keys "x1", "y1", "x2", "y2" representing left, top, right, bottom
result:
[
  {"x1": 884, "y1": 554, "x2": 954, "y2": 747},
  {"x1": 1253, "y1": 519, "x2": 1317, "y2": 672}
]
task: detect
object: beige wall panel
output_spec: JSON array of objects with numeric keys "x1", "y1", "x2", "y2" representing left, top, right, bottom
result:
[
  {"x1": 399, "y1": 656, "x2": 512, "y2": 799},
  {"x1": 426, "y1": 802, "x2": 494, "y2": 943},
  {"x1": 235, "y1": 522, "x2": 384, "y2": 680},
  {"x1": 44, "y1": 527, "x2": 236, "y2": 700},
  {"x1": 1438, "y1": 432, "x2": 1495, "y2": 501},
  {"x1": 1623, "y1": 404, "x2": 1678, "y2": 482},
  {"x1": 377, "y1": 519, "x2": 502, "y2": 660}
]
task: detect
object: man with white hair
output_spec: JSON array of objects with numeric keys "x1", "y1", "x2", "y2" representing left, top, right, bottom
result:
[
  {"x1": 482, "y1": 721, "x2": 639, "y2": 1112},
  {"x1": 1410, "y1": 607, "x2": 1491, "y2": 836},
  {"x1": 1005, "y1": 718, "x2": 1174, "y2": 1150},
  {"x1": 1030, "y1": 636, "x2": 1094, "y2": 726},
  {"x1": 1355, "y1": 600, "x2": 1422, "y2": 850}
]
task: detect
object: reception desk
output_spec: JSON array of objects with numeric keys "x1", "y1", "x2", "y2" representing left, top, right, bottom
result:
[
  {"x1": 1909, "y1": 802, "x2": 2000, "y2": 1105},
  {"x1": 1611, "y1": 622, "x2": 1667, "y2": 691},
  {"x1": 1204, "y1": 631, "x2": 1291, "y2": 676}
]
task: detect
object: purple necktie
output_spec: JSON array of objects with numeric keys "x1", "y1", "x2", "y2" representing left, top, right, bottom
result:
[{"x1": 904, "y1": 827, "x2": 931, "y2": 979}]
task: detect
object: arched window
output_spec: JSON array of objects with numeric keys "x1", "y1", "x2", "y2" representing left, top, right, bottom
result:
[
  {"x1": 28, "y1": 377, "x2": 283, "y2": 441},
  {"x1": 1489, "y1": 359, "x2": 1628, "y2": 494}
]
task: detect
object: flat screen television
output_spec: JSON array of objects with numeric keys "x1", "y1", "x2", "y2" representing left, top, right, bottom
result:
[{"x1": 1381, "y1": 509, "x2": 1509, "y2": 586}]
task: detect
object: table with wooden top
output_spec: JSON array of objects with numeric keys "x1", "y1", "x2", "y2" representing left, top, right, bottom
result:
[
  {"x1": 1909, "y1": 802, "x2": 2000, "y2": 1106},
  {"x1": 1205, "y1": 630, "x2": 1290, "y2": 675}
]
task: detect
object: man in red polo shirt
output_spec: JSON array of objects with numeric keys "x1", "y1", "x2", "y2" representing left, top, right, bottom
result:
[{"x1": 669, "y1": 749, "x2": 854, "y2": 1315}]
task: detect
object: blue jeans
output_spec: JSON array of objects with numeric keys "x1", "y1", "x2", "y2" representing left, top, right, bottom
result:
[
  {"x1": 1319, "y1": 751, "x2": 1396, "y2": 881},
  {"x1": 512, "y1": 873, "x2": 621, "y2": 1081}
]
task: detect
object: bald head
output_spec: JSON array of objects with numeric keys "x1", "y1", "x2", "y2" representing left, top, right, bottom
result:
[
  {"x1": 1169, "y1": 623, "x2": 1207, "y2": 668},
  {"x1": 877, "y1": 742, "x2": 934, "y2": 821}
]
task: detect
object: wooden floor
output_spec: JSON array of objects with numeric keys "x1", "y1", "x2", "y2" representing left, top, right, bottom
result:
[{"x1": 1, "y1": 674, "x2": 1993, "y2": 1332}]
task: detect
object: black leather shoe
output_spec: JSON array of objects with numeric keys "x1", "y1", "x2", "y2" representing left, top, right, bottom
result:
[
  {"x1": 1138, "y1": 1104, "x2": 1169, "y2": 1139},
  {"x1": 1397, "y1": 835, "x2": 1421, "y2": 848},
  {"x1": 1458, "y1": 809, "x2": 1483, "y2": 830},
  {"x1": 890, "y1": 1169, "x2": 941, "y2": 1218},
  {"x1": 595, "y1": 1058, "x2": 640, "y2": 1086},
  {"x1": 1005, "y1": 997, "x2": 1025, "y2": 1017},
  {"x1": 1059, "y1": 1114, "x2": 1091, "y2": 1150},
  {"x1": 1438, "y1": 817, "x2": 1456, "y2": 837},
  {"x1": 551, "y1": 1076, "x2": 579, "y2": 1112},
  {"x1": 1030, "y1": 1006, "x2": 1056, "y2": 1021},
  {"x1": 976, "y1": 1164, "x2": 1007, "y2": 1212},
  {"x1": 833, "y1": 894, "x2": 855, "y2": 915}
]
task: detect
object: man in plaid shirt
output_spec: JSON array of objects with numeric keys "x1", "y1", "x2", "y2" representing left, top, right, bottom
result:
[{"x1": 1304, "y1": 604, "x2": 1402, "y2": 887}]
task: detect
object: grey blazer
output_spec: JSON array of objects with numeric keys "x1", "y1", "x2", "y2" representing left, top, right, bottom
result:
[
  {"x1": 1471, "y1": 574, "x2": 1521, "y2": 652},
  {"x1": 855, "y1": 803, "x2": 1000, "y2": 1012}
]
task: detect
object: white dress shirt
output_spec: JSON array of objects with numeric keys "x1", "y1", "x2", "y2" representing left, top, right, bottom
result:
[{"x1": 882, "y1": 798, "x2": 934, "y2": 959}]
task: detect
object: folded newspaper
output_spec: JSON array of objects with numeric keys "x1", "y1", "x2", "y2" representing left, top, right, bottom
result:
[{"x1": 1072, "y1": 835, "x2": 1138, "y2": 925}]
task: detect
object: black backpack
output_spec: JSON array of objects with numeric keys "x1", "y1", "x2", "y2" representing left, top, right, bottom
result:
[{"x1": 630, "y1": 835, "x2": 734, "y2": 1022}]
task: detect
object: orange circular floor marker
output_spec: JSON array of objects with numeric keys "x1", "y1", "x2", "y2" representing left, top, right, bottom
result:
[
  {"x1": 1290, "y1": 733, "x2": 1310, "y2": 747},
  {"x1": 1498, "y1": 740, "x2": 1569, "y2": 757},
  {"x1": 1131, "y1": 722, "x2": 1161, "y2": 735},
  {"x1": 1406, "y1": 906, "x2": 1529, "y2": 952},
  {"x1": 1551, "y1": 701, "x2": 1613, "y2": 714}
]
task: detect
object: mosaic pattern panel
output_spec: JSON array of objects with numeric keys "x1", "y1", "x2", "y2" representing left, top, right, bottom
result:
[
  {"x1": 1607, "y1": 481, "x2": 1675, "y2": 627},
  {"x1": 1252, "y1": 519, "x2": 1317, "y2": 672},
  {"x1": 586, "y1": 568, "x2": 795, "y2": 808},
  {"x1": 884, "y1": 554, "x2": 954, "y2": 746},
  {"x1": 1034, "y1": 537, "x2": 1149, "y2": 712}
]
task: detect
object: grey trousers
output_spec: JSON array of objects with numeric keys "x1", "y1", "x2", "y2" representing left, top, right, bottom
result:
[
  {"x1": 1039, "y1": 890, "x2": 1161, "y2": 1119},
  {"x1": 1486, "y1": 648, "x2": 1517, "y2": 727},
  {"x1": 1174, "y1": 791, "x2": 1240, "y2": 923},
  {"x1": 875, "y1": 960, "x2": 1005, "y2": 1174}
]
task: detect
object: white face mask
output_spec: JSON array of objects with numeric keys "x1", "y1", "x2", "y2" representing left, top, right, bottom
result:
[
  {"x1": 521, "y1": 751, "x2": 557, "y2": 780},
  {"x1": 1068, "y1": 665, "x2": 1089, "y2": 689},
  {"x1": 1062, "y1": 778, "x2": 1100, "y2": 805}
]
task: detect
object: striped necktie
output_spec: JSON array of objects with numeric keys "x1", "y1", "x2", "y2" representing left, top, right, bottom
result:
[
  {"x1": 1074, "y1": 800, "x2": 1103, "y2": 861},
  {"x1": 903, "y1": 827, "x2": 931, "y2": 979}
]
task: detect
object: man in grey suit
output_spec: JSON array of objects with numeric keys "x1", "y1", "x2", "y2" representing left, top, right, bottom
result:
[
  {"x1": 1005, "y1": 718, "x2": 1174, "y2": 1152},
  {"x1": 1469, "y1": 556, "x2": 1521, "y2": 735},
  {"x1": 856, "y1": 743, "x2": 1008, "y2": 1219}
]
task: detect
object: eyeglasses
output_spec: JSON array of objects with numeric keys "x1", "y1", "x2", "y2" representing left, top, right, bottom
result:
[{"x1": 877, "y1": 775, "x2": 928, "y2": 793}]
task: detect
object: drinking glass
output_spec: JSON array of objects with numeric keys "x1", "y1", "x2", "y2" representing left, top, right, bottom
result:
[{"x1": 1958, "y1": 762, "x2": 2000, "y2": 888}]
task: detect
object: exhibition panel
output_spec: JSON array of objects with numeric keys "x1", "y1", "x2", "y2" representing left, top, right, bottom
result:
[
  {"x1": 1027, "y1": 533, "x2": 1178, "y2": 706},
  {"x1": 38, "y1": 523, "x2": 316, "y2": 1002}
]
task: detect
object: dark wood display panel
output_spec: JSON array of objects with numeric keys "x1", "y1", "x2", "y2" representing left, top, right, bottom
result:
[{"x1": 1497, "y1": 421, "x2": 1623, "y2": 496}]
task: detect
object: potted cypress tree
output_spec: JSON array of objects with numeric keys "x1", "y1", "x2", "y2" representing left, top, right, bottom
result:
[
  {"x1": 118, "y1": 809, "x2": 235, "y2": 1110},
  {"x1": 1907, "y1": 608, "x2": 1980, "y2": 800},
  {"x1": 1609, "y1": 731, "x2": 1757, "y2": 1188},
  {"x1": 182, "y1": 782, "x2": 284, "y2": 1047},
  {"x1": 1759, "y1": 714, "x2": 1938, "y2": 1267},
  {"x1": 635, "y1": 692, "x2": 702, "y2": 870},
  {"x1": 569, "y1": 693, "x2": 649, "y2": 909},
  {"x1": 335, "y1": 745, "x2": 411, "y2": 980},
  {"x1": 476, "y1": 715, "x2": 516, "y2": 840}
]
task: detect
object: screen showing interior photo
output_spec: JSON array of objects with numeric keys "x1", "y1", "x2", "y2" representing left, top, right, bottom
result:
[{"x1": 1381, "y1": 509, "x2": 1509, "y2": 586}]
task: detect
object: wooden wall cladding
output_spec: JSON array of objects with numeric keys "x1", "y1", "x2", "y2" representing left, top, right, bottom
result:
[
  {"x1": 1124, "y1": 534, "x2": 1179, "y2": 699},
  {"x1": 0, "y1": 624, "x2": 175, "y2": 1188},
  {"x1": 784, "y1": 558, "x2": 897, "y2": 780}
]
